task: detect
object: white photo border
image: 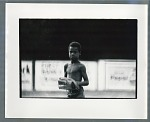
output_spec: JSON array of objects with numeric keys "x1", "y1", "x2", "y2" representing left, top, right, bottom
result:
[{"x1": 5, "y1": 3, "x2": 148, "y2": 119}]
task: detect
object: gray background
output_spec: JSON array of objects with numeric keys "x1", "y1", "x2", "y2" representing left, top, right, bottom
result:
[{"x1": 0, "y1": 0, "x2": 149, "y2": 122}]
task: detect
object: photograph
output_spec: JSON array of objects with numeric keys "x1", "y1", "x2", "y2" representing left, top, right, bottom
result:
[
  {"x1": 20, "y1": 19, "x2": 137, "y2": 99},
  {"x1": 5, "y1": 3, "x2": 147, "y2": 119}
]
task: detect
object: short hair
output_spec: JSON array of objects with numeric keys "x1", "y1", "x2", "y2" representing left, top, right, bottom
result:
[{"x1": 68, "y1": 41, "x2": 81, "y2": 52}]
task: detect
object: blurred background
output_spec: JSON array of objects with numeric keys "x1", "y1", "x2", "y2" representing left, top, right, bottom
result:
[{"x1": 20, "y1": 19, "x2": 137, "y2": 98}]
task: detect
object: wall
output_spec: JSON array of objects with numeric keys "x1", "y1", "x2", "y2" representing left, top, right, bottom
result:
[
  {"x1": 98, "y1": 60, "x2": 136, "y2": 90},
  {"x1": 21, "y1": 60, "x2": 136, "y2": 91}
]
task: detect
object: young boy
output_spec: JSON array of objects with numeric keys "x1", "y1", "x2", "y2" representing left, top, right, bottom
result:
[{"x1": 64, "y1": 41, "x2": 89, "y2": 98}]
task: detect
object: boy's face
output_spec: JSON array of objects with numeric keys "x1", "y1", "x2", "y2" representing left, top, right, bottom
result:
[{"x1": 69, "y1": 46, "x2": 80, "y2": 61}]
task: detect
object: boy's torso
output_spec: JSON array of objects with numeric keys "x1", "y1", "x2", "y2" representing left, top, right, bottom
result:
[
  {"x1": 66, "y1": 62, "x2": 85, "y2": 98},
  {"x1": 66, "y1": 62, "x2": 83, "y2": 82}
]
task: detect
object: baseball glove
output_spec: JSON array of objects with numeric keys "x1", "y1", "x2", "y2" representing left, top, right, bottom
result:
[{"x1": 58, "y1": 77, "x2": 79, "y2": 90}]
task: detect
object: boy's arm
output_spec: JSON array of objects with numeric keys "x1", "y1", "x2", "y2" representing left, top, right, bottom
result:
[
  {"x1": 64, "y1": 64, "x2": 68, "y2": 77},
  {"x1": 78, "y1": 65, "x2": 89, "y2": 86}
]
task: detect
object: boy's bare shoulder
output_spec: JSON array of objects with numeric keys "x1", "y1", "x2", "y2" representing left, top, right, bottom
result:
[
  {"x1": 79, "y1": 62, "x2": 85, "y2": 66},
  {"x1": 79, "y1": 62, "x2": 86, "y2": 69},
  {"x1": 64, "y1": 62, "x2": 86, "y2": 69}
]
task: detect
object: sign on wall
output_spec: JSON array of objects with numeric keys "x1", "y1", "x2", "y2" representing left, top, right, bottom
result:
[
  {"x1": 21, "y1": 61, "x2": 33, "y2": 91},
  {"x1": 35, "y1": 61, "x2": 66, "y2": 91},
  {"x1": 105, "y1": 61, "x2": 136, "y2": 90},
  {"x1": 35, "y1": 60, "x2": 97, "y2": 91}
]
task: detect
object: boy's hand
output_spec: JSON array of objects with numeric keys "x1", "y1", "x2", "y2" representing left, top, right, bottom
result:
[{"x1": 58, "y1": 77, "x2": 79, "y2": 90}]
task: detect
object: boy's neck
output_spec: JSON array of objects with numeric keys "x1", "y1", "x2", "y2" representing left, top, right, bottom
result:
[{"x1": 71, "y1": 60, "x2": 80, "y2": 64}]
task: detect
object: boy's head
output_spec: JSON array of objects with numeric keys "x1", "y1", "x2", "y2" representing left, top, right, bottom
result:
[{"x1": 68, "y1": 42, "x2": 81, "y2": 61}]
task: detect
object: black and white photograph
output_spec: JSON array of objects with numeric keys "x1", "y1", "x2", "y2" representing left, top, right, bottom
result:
[
  {"x1": 20, "y1": 19, "x2": 137, "y2": 99},
  {"x1": 5, "y1": 3, "x2": 147, "y2": 119}
]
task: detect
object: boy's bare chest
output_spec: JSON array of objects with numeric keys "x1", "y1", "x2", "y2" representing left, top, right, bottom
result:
[{"x1": 66, "y1": 64, "x2": 81, "y2": 74}]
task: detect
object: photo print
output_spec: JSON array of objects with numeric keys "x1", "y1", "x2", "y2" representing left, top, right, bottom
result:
[
  {"x1": 20, "y1": 19, "x2": 137, "y2": 99},
  {"x1": 5, "y1": 4, "x2": 147, "y2": 119}
]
